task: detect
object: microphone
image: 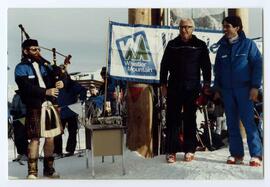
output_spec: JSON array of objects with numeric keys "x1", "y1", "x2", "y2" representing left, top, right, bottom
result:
[{"x1": 79, "y1": 74, "x2": 88, "y2": 78}]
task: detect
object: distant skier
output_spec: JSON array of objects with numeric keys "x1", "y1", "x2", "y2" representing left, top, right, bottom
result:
[
  {"x1": 10, "y1": 90, "x2": 28, "y2": 161},
  {"x1": 99, "y1": 66, "x2": 126, "y2": 116}
]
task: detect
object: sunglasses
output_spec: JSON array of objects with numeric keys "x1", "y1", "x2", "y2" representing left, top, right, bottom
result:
[
  {"x1": 29, "y1": 47, "x2": 41, "y2": 52},
  {"x1": 179, "y1": 25, "x2": 193, "y2": 30}
]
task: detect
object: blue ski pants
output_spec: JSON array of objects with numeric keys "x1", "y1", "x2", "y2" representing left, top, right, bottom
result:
[{"x1": 221, "y1": 87, "x2": 262, "y2": 157}]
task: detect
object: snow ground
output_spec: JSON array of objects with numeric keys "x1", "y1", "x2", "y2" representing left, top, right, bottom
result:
[{"x1": 8, "y1": 128, "x2": 263, "y2": 180}]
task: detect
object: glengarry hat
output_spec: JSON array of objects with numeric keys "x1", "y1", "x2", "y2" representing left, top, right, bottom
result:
[{"x1": 22, "y1": 39, "x2": 39, "y2": 49}]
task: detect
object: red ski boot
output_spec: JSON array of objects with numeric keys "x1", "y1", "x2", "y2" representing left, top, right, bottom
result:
[
  {"x1": 249, "y1": 157, "x2": 262, "y2": 167},
  {"x1": 166, "y1": 153, "x2": 176, "y2": 163},
  {"x1": 226, "y1": 156, "x2": 244, "y2": 165}
]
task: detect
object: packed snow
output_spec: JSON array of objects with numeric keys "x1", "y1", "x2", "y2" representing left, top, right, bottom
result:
[{"x1": 8, "y1": 127, "x2": 263, "y2": 180}]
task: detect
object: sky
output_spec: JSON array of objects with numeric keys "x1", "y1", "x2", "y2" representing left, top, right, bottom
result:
[
  {"x1": 8, "y1": 8, "x2": 128, "y2": 86},
  {"x1": 7, "y1": 8, "x2": 262, "y2": 87}
]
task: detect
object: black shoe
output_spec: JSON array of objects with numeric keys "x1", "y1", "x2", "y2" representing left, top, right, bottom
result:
[
  {"x1": 43, "y1": 157, "x2": 60, "y2": 179},
  {"x1": 221, "y1": 130, "x2": 228, "y2": 139},
  {"x1": 53, "y1": 153, "x2": 63, "y2": 159},
  {"x1": 43, "y1": 167, "x2": 60, "y2": 178},
  {"x1": 64, "y1": 152, "x2": 74, "y2": 157},
  {"x1": 13, "y1": 154, "x2": 28, "y2": 162}
]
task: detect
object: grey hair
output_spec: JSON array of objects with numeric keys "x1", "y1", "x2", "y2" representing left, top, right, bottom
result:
[{"x1": 179, "y1": 18, "x2": 195, "y2": 29}]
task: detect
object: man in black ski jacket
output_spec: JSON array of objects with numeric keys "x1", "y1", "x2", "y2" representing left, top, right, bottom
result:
[{"x1": 160, "y1": 18, "x2": 211, "y2": 163}]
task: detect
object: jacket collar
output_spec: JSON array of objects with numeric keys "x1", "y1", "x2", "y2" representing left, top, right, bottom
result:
[
  {"x1": 21, "y1": 56, "x2": 48, "y2": 65},
  {"x1": 217, "y1": 31, "x2": 246, "y2": 46},
  {"x1": 174, "y1": 34, "x2": 198, "y2": 45},
  {"x1": 21, "y1": 57, "x2": 34, "y2": 64}
]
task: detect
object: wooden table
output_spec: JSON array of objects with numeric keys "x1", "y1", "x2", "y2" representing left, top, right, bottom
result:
[{"x1": 85, "y1": 124, "x2": 126, "y2": 177}]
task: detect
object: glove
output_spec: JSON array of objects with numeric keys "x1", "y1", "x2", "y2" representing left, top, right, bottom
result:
[{"x1": 202, "y1": 84, "x2": 211, "y2": 96}]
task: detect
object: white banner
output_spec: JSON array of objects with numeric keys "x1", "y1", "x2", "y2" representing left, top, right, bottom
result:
[{"x1": 108, "y1": 21, "x2": 223, "y2": 83}]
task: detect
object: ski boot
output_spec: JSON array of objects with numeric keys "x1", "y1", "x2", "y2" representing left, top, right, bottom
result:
[
  {"x1": 43, "y1": 156, "x2": 60, "y2": 178},
  {"x1": 27, "y1": 158, "x2": 38, "y2": 179},
  {"x1": 184, "y1": 152, "x2": 195, "y2": 162},
  {"x1": 166, "y1": 153, "x2": 176, "y2": 163},
  {"x1": 249, "y1": 157, "x2": 262, "y2": 167},
  {"x1": 226, "y1": 156, "x2": 244, "y2": 165}
]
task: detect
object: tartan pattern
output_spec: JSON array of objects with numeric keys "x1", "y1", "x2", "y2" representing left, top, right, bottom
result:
[
  {"x1": 25, "y1": 108, "x2": 42, "y2": 139},
  {"x1": 25, "y1": 106, "x2": 62, "y2": 139}
]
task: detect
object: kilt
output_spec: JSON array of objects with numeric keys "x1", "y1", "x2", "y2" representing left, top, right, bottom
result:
[
  {"x1": 25, "y1": 107, "x2": 60, "y2": 139},
  {"x1": 25, "y1": 108, "x2": 42, "y2": 139}
]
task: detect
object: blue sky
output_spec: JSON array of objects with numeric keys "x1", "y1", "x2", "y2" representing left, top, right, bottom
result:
[{"x1": 8, "y1": 8, "x2": 128, "y2": 86}]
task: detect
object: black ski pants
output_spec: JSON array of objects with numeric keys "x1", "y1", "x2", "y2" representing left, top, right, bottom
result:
[
  {"x1": 54, "y1": 115, "x2": 78, "y2": 154},
  {"x1": 165, "y1": 86, "x2": 199, "y2": 154},
  {"x1": 12, "y1": 120, "x2": 29, "y2": 155}
]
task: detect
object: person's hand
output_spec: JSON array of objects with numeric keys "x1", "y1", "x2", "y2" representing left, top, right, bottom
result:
[
  {"x1": 120, "y1": 91, "x2": 124, "y2": 100},
  {"x1": 55, "y1": 81, "x2": 64, "y2": 89},
  {"x1": 249, "y1": 88, "x2": 259, "y2": 102},
  {"x1": 105, "y1": 101, "x2": 111, "y2": 114},
  {"x1": 161, "y1": 84, "x2": 167, "y2": 97},
  {"x1": 213, "y1": 91, "x2": 221, "y2": 101},
  {"x1": 46, "y1": 88, "x2": 59, "y2": 97},
  {"x1": 113, "y1": 90, "x2": 124, "y2": 100},
  {"x1": 113, "y1": 91, "x2": 117, "y2": 99}
]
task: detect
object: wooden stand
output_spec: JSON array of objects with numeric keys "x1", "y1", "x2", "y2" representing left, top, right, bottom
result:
[{"x1": 85, "y1": 124, "x2": 126, "y2": 177}]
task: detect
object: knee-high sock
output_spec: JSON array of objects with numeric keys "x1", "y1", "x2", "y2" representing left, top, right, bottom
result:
[
  {"x1": 44, "y1": 137, "x2": 54, "y2": 157},
  {"x1": 28, "y1": 139, "x2": 40, "y2": 159}
]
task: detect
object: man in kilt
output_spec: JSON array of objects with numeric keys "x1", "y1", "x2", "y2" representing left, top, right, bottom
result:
[{"x1": 15, "y1": 39, "x2": 64, "y2": 179}]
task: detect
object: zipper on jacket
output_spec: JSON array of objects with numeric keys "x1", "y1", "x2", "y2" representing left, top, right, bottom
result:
[{"x1": 229, "y1": 45, "x2": 233, "y2": 88}]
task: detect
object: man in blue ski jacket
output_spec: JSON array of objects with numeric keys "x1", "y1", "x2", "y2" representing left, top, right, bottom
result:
[
  {"x1": 99, "y1": 66, "x2": 126, "y2": 116},
  {"x1": 213, "y1": 16, "x2": 263, "y2": 167},
  {"x1": 54, "y1": 66, "x2": 87, "y2": 157}
]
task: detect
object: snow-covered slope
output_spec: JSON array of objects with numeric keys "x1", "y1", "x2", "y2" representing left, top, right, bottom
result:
[{"x1": 8, "y1": 128, "x2": 263, "y2": 180}]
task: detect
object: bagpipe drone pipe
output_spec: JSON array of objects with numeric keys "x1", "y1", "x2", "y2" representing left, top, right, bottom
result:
[{"x1": 18, "y1": 24, "x2": 72, "y2": 85}]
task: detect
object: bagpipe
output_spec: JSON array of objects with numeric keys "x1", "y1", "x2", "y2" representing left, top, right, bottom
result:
[{"x1": 18, "y1": 24, "x2": 72, "y2": 82}]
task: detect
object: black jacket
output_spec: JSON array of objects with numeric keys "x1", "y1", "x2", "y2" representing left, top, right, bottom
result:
[
  {"x1": 160, "y1": 35, "x2": 211, "y2": 90},
  {"x1": 10, "y1": 91, "x2": 27, "y2": 119}
]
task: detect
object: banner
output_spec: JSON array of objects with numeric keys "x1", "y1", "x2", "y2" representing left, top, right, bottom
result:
[{"x1": 108, "y1": 21, "x2": 223, "y2": 83}]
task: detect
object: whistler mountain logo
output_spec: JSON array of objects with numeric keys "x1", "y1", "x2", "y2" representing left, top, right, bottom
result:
[{"x1": 115, "y1": 31, "x2": 157, "y2": 76}]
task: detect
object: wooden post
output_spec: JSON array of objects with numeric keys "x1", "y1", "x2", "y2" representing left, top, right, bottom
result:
[
  {"x1": 126, "y1": 9, "x2": 155, "y2": 158},
  {"x1": 128, "y1": 8, "x2": 151, "y2": 24}
]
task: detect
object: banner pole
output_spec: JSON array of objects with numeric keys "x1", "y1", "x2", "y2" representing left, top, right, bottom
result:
[{"x1": 103, "y1": 18, "x2": 110, "y2": 116}]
